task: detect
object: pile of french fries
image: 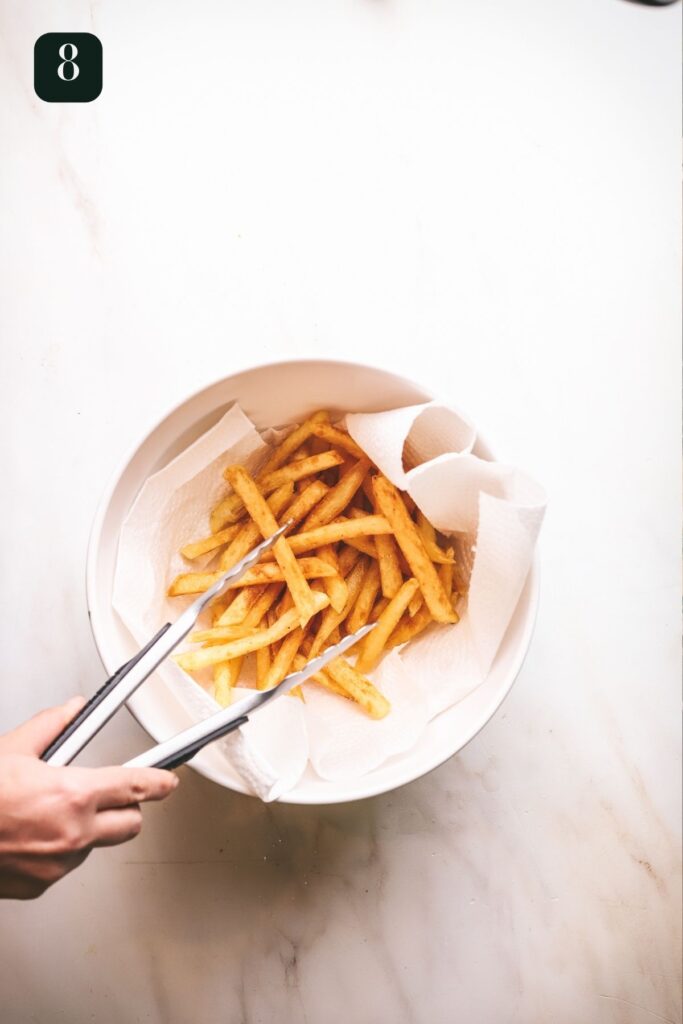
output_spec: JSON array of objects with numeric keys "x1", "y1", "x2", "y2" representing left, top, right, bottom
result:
[{"x1": 167, "y1": 411, "x2": 465, "y2": 718}]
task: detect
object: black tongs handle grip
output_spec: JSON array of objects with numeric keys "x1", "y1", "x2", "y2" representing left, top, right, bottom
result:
[{"x1": 153, "y1": 715, "x2": 249, "y2": 770}]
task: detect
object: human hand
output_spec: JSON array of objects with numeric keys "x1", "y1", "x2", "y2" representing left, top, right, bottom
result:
[{"x1": 0, "y1": 697, "x2": 178, "y2": 899}]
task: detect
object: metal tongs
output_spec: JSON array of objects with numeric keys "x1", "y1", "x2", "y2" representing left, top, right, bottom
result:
[{"x1": 41, "y1": 523, "x2": 375, "y2": 771}]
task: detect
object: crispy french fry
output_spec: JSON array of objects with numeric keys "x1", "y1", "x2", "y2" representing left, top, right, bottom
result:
[
  {"x1": 371, "y1": 596, "x2": 389, "y2": 619},
  {"x1": 218, "y1": 482, "x2": 294, "y2": 571},
  {"x1": 214, "y1": 662, "x2": 234, "y2": 707},
  {"x1": 375, "y1": 533, "x2": 403, "y2": 599},
  {"x1": 309, "y1": 557, "x2": 368, "y2": 658},
  {"x1": 189, "y1": 623, "x2": 259, "y2": 644},
  {"x1": 240, "y1": 583, "x2": 284, "y2": 628},
  {"x1": 343, "y1": 535, "x2": 377, "y2": 558},
  {"x1": 215, "y1": 585, "x2": 265, "y2": 627},
  {"x1": 324, "y1": 658, "x2": 390, "y2": 719},
  {"x1": 255, "y1": 644, "x2": 272, "y2": 688},
  {"x1": 258, "y1": 411, "x2": 329, "y2": 476},
  {"x1": 261, "y1": 515, "x2": 391, "y2": 559},
  {"x1": 387, "y1": 603, "x2": 434, "y2": 649},
  {"x1": 438, "y1": 555, "x2": 454, "y2": 604},
  {"x1": 211, "y1": 450, "x2": 343, "y2": 531},
  {"x1": 316, "y1": 545, "x2": 347, "y2": 613},
  {"x1": 302, "y1": 459, "x2": 371, "y2": 530},
  {"x1": 416, "y1": 512, "x2": 455, "y2": 565},
  {"x1": 293, "y1": 653, "x2": 348, "y2": 698},
  {"x1": 355, "y1": 577, "x2": 420, "y2": 673},
  {"x1": 175, "y1": 592, "x2": 329, "y2": 671},
  {"x1": 309, "y1": 422, "x2": 365, "y2": 459},
  {"x1": 225, "y1": 465, "x2": 319, "y2": 625},
  {"x1": 338, "y1": 544, "x2": 361, "y2": 576},
  {"x1": 281, "y1": 478, "x2": 330, "y2": 527},
  {"x1": 371, "y1": 476, "x2": 458, "y2": 624},
  {"x1": 167, "y1": 556, "x2": 336, "y2": 597},
  {"x1": 181, "y1": 522, "x2": 242, "y2": 561},
  {"x1": 346, "y1": 560, "x2": 381, "y2": 633},
  {"x1": 408, "y1": 592, "x2": 423, "y2": 618},
  {"x1": 259, "y1": 626, "x2": 304, "y2": 690}
]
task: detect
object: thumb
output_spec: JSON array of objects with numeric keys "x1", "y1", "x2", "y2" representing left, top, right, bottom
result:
[{"x1": 2, "y1": 697, "x2": 86, "y2": 756}]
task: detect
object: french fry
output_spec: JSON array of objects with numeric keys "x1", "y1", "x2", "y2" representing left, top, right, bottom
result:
[
  {"x1": 255, "y1": 644, "x2": 272, "y2": 688},
  {"x1": 225, "y1": 465, "x2": 320, "y2": 624},
  {"x1": 387, "y1": 603, "x2": 434, "y2": 649},
  {"x1": 371, "y1": 475, "x2": 458, "y2": 624},
  {"x1": 416, "y1": 512, "x2": 455, "y2": 565},
  {"x1": 260, "y1": 515, "x2": 391, "y2": 558},
  {"x1": 438, "y1": 555, "x2": 454, "y2": 606},
  {"x1": 258, "y1": 410, "x2": 329, "y2": 476},
  {"x1": 309, "y1": 557, "x2": 368, "y2": 657},
  {"x1": 371, "y1": 596, "x2": 389, "y2": 619},
  {"x1": 343, "y1": 535, "x2": 377, "y2": 559},
  {"x1": 338, "y1": 544, "x2": 361, "y2": 576},
  {"x1": 175, "y1": 592, "x2": 329, "y2": 671},
  {"x1": 280, "y1": 478, "x2": 330, "y2": 528},
  {"x1": 375, "y1": 533, "x2": 403, "y2": 599},
  {"x1": 214, "y1": 662, "x2": 235, "y2": 707},
  {"x1": 346, "y1": 560, "x2": 381, "y2": 633},
  {"x1": 215, "y1": 585, "x2": 266, "y2": 627},
  {"x1": 316, "y1": 545, "x2": 347, "y2": 613},
  {"x1": 181, "y1": 522, "x2": 242, "y2": 561},
  {"x1": 293, "y1": 653, "x2": 349, "y2": 698},
  {"x1": 309, "y1": 422, "x2": 365, "y2": 459},
  {"x1": 302, "y1": 459, "x2": 371, "y2": 530},
  {"x1": 211, "y1": 450, "x2": 343, "y2": 531},
  {"x1": 324, "y1": 658, "x2": 390, "y2": 719},
  {"x1": 218, "y1": 482, "x2": 294, "y2": 571},
  {"x1": 355, "y1": 577, "x2": 420, "y2": 673},
  {"x1": 189, "y1": 623, "x2": 259, "y2": 644},
  {"x1": 361, "y1": 479, "x2": 403, "y2": 597},
  {"x1": 167, "y1": 556, "x2": 336, "y2": 597},
  {"x1": 408, "y1": 592, "x2": 423, "y2": 618},
  {"x1": 239, "y1": 583, "x2": 283, "y2": 628},
  {"x1": 258, "y1": 626, "x2": 304, "y2": 690}
]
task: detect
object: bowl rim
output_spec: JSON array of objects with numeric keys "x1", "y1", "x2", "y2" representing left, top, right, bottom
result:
[{"x1": 86, "y1": 356, "x2": 541, "y2": 803}]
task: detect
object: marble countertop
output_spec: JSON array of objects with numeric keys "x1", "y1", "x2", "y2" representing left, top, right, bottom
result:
[{"x1": 1, "y1": 1, "x2": 680, "y2": 1022}]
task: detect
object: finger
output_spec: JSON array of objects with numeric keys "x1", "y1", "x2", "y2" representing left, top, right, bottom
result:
[
  {"x1": 2, "y1": 697, "x2": 86, "y2": 756},
  {"x1": 91, "y1": 807, "x2": 144, "y2": 847},
  {"x1": 87, "y1": 766, "x2": 179, "y2": 810}
]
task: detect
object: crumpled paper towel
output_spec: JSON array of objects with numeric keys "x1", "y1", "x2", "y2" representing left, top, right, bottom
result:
[{"x1": 112, "y1": 401, "x2": 545, "y2": 800}]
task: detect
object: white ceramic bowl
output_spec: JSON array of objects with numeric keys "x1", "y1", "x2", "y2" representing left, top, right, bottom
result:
[{"x1": 87, "y1": 359, "x2": 539, "y2": 804}]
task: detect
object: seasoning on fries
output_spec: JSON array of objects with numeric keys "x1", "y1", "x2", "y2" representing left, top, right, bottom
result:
[{"x1": 168, "y1": 411, "x2": 465, "y2": 718}]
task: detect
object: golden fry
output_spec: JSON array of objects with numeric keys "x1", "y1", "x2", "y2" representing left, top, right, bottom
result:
[
  {"x1": 416, "y1": 512, "x2": 455, "y2": 565},
  {"x1": 189, "y1": 623, "x2": 259, "y2": 644},
  {"x1": 167, "y1": 556, "x2": 336, "y2": 597},
  {"x1": 255, "y1": 644, "x2": 272, "y2": 688},
  {"x1": 408, "y1": 592, "x2": 423, "y2": 618},
  {"x1": 371, "y1": 475, "x2": 458, "y2": 624},
  {"x1": 258, "y1": 411, "x2": 329, "y2": 476},
  {"x1": 211, "y1": 450, "x2": 343, "y2": 531},
  {"x1": 302, "y1": 459, "x2": 371, "y2": 530},
  {"x1": 387, "y1": 603, "x2": 434, "y2": 649},
  {"x1": 355, "y1": 577, "x2": 420, "y2": 673},
  {"x1": 316, "y1": 545, "x2": 347, "y2": 614},
  {"x1": 181, "y1": 522, "x2": 242, "y2": 561},
  {"x1": 346, "y1": 560, "x2": 381, "y2": 633},
  {"x1": 175, "y1": 592, "x2": 329, "y2": 671},
  {"x1": 309, "y1": 422, "x2": 365, "y2": 460},
  {"x1": 259, "y1": 626, "x2": 304, "y2": 690},
  {"x1": 218, "y1": 482, "x2": 294, "y2": 571},
  {"x1": 324, "y1": 658, "x2": 390, "y2": 719},
  {"x1": 261, "y1": 515, "x2": 390, "y2": 558},
  {"x1": 224, "y1": 465, "x2": 319, "y2": 624},
  {"x1": 309, "y1": 557, "x2": 368, "y2": 658}
]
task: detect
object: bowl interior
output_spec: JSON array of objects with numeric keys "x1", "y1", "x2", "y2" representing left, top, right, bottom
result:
[{"x1": 87, "y1": 359, "x2": 538, "y2": 804}]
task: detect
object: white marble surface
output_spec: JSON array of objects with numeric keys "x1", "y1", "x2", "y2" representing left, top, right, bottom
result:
[{"x1": 0, "y1": 1, "x2": 681, "y2": 1022}]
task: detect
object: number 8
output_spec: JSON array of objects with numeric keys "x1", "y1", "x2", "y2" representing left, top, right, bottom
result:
[{"x1": 57, "y1": 43, "x2": 79, "y2": 81}]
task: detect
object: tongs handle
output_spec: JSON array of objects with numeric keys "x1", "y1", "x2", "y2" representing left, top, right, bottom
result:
[
  {"x1": 153, "y1": 715, "x2": 250, "y2": 770},
  {"x1": 40, "y1": 624, "x2": 172, "y2": 763}
]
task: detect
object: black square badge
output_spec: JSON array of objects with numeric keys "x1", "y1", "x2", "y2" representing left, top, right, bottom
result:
[{"x1": 34, "y1": 33, "x2": 102, "y2": 103}]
